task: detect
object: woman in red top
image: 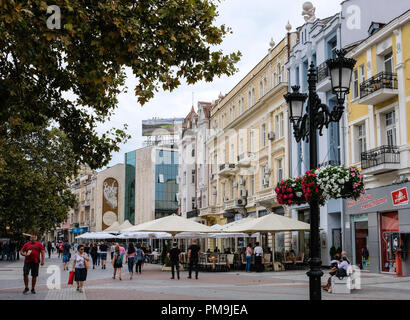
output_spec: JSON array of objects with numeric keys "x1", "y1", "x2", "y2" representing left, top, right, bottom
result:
[{"x1": 20, "y1": 235, "x2": 45, "y2": 294}]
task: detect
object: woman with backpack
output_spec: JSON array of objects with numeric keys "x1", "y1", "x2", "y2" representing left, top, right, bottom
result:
[
  {"x1": 135, "y1": 243, "x2": 145, "y2": 275},
  {"x1": 112, "y1": 245, "x2": 123, "y2": 280},
  {"x1": 126, "y1": 243, "x2": 136, "y2": 280}
]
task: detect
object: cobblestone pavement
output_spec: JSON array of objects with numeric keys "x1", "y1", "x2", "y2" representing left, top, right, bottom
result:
[{"x1": 1, "y1": 253, "x2": 410, "y2": 300}]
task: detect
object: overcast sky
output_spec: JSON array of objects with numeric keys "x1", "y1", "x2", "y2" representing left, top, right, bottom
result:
[{"x1": 99, "y1": 0, "x2": 343, "y2": 169}]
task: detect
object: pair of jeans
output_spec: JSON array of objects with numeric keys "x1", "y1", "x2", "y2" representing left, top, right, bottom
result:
[
  {"x1": 188, "y1": 260, "x2": 199, "y2": 278},
  {"x1": 128, "y1": 257, "x2": 135, "y2": 273},
  {"x1": 97, "y1": 253, "x2": 101, "y2": 265},
  {"x1": 171, "y1": 261, "x2": 179, "y2": 279},
  {"x1": 135, "y1": 259, "x2": 142, "y2": 273},
  {"x1": 245, "y1": 256, "x2": 252, "y2": 271}
]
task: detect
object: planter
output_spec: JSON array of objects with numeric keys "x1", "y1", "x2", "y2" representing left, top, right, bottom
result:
[{"x1": 340, "y1": 179, "x2": 354, "y2": 198}]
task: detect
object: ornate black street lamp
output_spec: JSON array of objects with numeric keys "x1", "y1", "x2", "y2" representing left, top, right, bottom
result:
[{"x1": 284, "y1": 49, "x2": 356, "y2": 300}]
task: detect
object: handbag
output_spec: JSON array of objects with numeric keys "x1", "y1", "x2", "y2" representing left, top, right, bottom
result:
[
  {"x1": 68, "y1": 271, "x2": 75, "y2": 285},
  {"x1": 84, "y1": 258, "x2": 90, "y2": 270}
]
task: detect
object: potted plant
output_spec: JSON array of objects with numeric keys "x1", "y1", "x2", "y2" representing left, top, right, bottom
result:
[
  {"x1": 275, "y1": 177, "x2": 306, "y2": 206},
  {"x1": 301, "y1": 169, "x2": 326, "y2": 206}
]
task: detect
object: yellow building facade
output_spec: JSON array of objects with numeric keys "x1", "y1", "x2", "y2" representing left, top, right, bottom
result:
[
  {"x1": 344, "y1": 11, "x2": 410, "y2": 274},
  {"x1": 200, "y1": 33, "x2": 298, "y2": 250},
  {"x1": 346, "y1": 11, "x2": 410, "y2": 188}
]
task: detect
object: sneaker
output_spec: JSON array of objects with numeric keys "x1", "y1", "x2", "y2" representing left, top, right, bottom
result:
[
  {"x1": 31, "y1": 289, "x2": 36, "y2": 294},
  {"x1": 79, "y1": 288, "x2": 83, "y2": 293},
  {"x1": 23, "y1": 288, "x2": 29, "y2": 295}
]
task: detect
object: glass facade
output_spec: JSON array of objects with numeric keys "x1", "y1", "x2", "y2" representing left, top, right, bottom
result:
[
  {"x1": 155, "y1": 149, "x2": 179, "y2": 219},
  {"x1": 124, "y1": 150, "x2": 136, "y2": 223}
]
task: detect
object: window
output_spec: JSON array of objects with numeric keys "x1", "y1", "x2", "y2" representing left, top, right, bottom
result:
[
  {"x1": 248, "y1": 90, "x2": 252, "y2": 107},
  {"x1": 249, "y1": 130, "x2": 255, "y2": 152},
  {"x1": 252, "y1": 88, "x2": 255, "y2": 105},
  {"x1": 230, "y1": 144, "x2": 235, "y2": 163},
  {"x1": 239, "y1": 138, "x2": 244, "y2": 155},
  {"x1": 158, "y1": 174, "x2": 164, "y2": 183},
  {"x1": 295, "y1": 66, "x2": 300, "y2": 86},
  {"x1": 264, "y1": 78, "x2": 268, "y2": 94},
  {"x1": 275, "y1": 113, "x2": 284, "y2": 138},
  {"x1": 191, "y1": 148, "x2": 195, "y2": 157},
  {"x1": 191, "y1": 170, "x2": 195, "y2": 184},
  {"x1": 358, "y1": 123, "x2": 367, "y2": 161},
  {"x1": 359, "y1": 65, "x2": 365, "y2": 84},
  {"x1": 262, "y1": 124, "x2": 266, "y2": 147},
  {"x1": 353, "y1": 69, "x2": 358, "y2": 98},
  {"x1": 277, "y1": 63, "x2": 282, "y2": 83},
  {"x1": 384, "y1": 52, "x2": 393, "y2": 73},
  {"x1": 277, "y1": 159, "x2": 283, "y2": 182},
  {"x1": 261, "y1": 165, "x2": 266, "y2": 187},
  {"x1": 232, "y1": 105, "x2": 235, "y2": 121},
  {"x1": 192, "y1": 197, "x2": 196, "y2": 210},
  {"x1": 250, "y1": 175, "x2": 255, "y2": 196},
  {"x1": 259, "y1": 80, "x2": 264, "y2": 98},
  {"x1": 183, "y1": 171, "x2": 186, "y2": 185},
  {"x1": 231, "y1": 181, "x2": 234, "y2": 199},
  {"x1": 385, "y1": 111, "x2": 396, "y2": 146}
]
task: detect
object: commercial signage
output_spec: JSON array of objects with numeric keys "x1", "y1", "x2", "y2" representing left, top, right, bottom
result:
[
  {"x1": 392, "y1": 187, "x2": 409, "y2": 206},
  {"x1": 142, "y1": 118, "x2": 184, "y2": 136},
  {"x1": 72, "y1": 227, "x2": 88, "y2": 234}
]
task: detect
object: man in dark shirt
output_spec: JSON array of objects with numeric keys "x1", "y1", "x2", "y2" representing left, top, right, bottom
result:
[
  {"x1": 168, "y1": 242, "x2": 182, "y2": 280},
  {"x1": 62, "y1": 240, "x2": 71, "y2": 271},
  {"x1": 99, "y1": 241, "x2": 108, "y2": 269},
  {"x1": 20, "y1": 235, "x2": 45, "y2": 294},
  {"x1": 187, "y1": 240, "x2": 201, "y2": 279}
]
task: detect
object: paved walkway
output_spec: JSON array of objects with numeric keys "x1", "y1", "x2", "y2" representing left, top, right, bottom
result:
[{"x1": 1, "y1": 253, "x2": 409, "y2": 300}]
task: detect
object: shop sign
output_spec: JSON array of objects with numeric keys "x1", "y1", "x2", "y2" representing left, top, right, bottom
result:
[
  {"x1": 392, "y1": 187, "x2": 409, "y2": 206},
  {"x1": 347, "y1": 192, "x2": 387, "y2": 211}
]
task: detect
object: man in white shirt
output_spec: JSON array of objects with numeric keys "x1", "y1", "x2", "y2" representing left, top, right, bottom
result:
[{"x1": 254, "y1": 242, "x2": 263, "y2": 272}]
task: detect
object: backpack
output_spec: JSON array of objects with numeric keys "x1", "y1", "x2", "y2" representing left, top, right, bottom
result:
[
  {"x1": 137, "y1": 249, "x2": 143, "y2": 261},
  {"x1": 335, "y1": 268, "x2": 347, "y2": 279}
]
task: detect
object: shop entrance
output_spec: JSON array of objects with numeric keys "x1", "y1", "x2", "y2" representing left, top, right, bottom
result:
[
  {"x1": 380, "y1": 212, "x2": 399, "y2": 273},
  {"x1": 351, "y1": 214, "x2": 369, "y2": 270}
]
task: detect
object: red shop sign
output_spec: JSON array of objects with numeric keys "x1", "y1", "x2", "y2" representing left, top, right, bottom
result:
[{"x1": 392, "y1": 187, "x2": 409, "y2": 206}]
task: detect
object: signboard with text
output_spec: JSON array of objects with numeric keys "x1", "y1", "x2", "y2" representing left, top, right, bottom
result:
[{"x1": 392, "y1": 187, "x2": 409, "y2": 206}]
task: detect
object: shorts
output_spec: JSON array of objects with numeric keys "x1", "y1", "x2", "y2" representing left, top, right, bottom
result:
[
  {"x1": 23, "y1": 262, "x2": 39, "y2": 277},
  {"x1": 100, "y1": 253, "x2": 107, "y2": 260},
  {"x1": 62, "y1": 254, "x2": 70, "y2": 263}
]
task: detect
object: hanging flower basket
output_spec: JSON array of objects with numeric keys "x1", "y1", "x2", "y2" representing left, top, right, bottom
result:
[
  {"x1": 301, "y1": 169, "x2": 326, "y2": 206},
  {"x1": 315, "y1": 165, "x2": 365, "y2": 201},
  {"x1": 275, "y1": 177, "x2": 306, "y2": 206}
]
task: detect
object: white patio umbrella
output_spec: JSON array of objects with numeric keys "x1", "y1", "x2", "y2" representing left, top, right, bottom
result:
[
  {"x1": 222, "y1": 213, "x2": 313, "y2": 263},
  {"x1": 125, "y1": 214, "x2": 215, "y2": 240},
  {"x1": 118, "y1": 220, "x2": 134, "y2": 231},
  {"x1": 117, "y1": 232, "x2": 172, "y2": 239},
  {"x1": 75, "y1": 232, "x2": 118, "y2": 240},
  {"x1": 102, "y1": 221, "x2": 121, "y2": 232}
]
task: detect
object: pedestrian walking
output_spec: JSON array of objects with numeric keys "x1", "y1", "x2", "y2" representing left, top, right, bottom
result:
[
  {"x1": 84, "y1": 243, "x2": 90, "y2": 255},
  {"x1": 112, "y1": 245, "x2": 123, "y2": 280},
  {"x1": 135, "y1": 243, "x2": 144, "y2": 275},
  {"x1": 99, "y1": 241, "x2": 108, "y2": 269},
  {"x1": 51, "y1": 242, "x2": 56, "y2": 254},
  {"x1": 245, "y1": 243, "x2": 253, "y2": 272},
  {"x1": 90, "y1": 243, "x2": 98, "y2": 269},
  {"x1": 72, "y1": 244, "x2": 90, "y2": 293},
  {"x1": 126, "y1": 243, "x2": 136, "y2": 280},
  {"x1": 47, "y1": 241, "x2": 52, "y2": 259},
  {"x1": 96, "y1": 242, "x2": 101, "y2": 266},
  {"x1": 20, "y1": 235, "x2": 45, "y2": 294},
  {"x1": 110, "y1": 243, "x2": 115, "y2": 261},
  {"x1": 254, "y1": 242, "x2": 263, "y2": 272},
  {"x1": 168, "y1": 242, "x2": 181, "y2": 280},
  {"x1": 61, "y1": 239, "x2": 71, "y2": 271},
  {"x1": 141, "y1": 242, "x2": 148, "y2": 267},
  {"x1": 9, "y1": 241, "x2": 16, "y2": 261},
  {"x1": 187, "y1": 240, "x2": 200, "y2": 279}
]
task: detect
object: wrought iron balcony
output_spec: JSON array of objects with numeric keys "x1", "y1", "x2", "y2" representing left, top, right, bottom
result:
[
  {"x1": 317, "y1": 62, "x2": 330, "y2": 83},
  {"x1": 361, "y1": 145, "x2": 400, "y2": 174},
  {"x1": 359, "y1": 72, "x2": 398, "y2": 105},
  {"x1": 237, "y1": 152, "x2": 255, "y2": 167},
  {"x1": 187, "y1": 209, "x2": 199, "y2": 219},
  {"x1": 219, "y1": 163, "x2": 238, "y2": 177}
]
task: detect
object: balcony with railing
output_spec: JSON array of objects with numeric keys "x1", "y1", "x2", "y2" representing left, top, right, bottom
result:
[
  {"x1": 361, "y1": 145, "x2": 400, "y2": 174},
  {"x1": 359, "y1": 72, "x2": 398, "y2": 105},
  {"x1": 316, "y1": 62, "x2": 331, "y2": 92},
  {"x1": 187, "y1": 209, "x2": 199, "y2": 219},
  {"x1": 237, "y1": 152, "x2": 255, "y2": 167},
  {"x1": 218, "y1": 163, "x2": 238, "y2": 177}
]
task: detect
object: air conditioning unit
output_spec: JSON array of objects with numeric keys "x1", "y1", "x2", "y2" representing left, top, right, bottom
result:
[
  {"x1": 263, "y1": 178, "x2": 269, "y2": 186},
  {"x1": 268, "y1": 132, "x2": 275, "y2": 141},
  {"x1": 233, "y1": 182, "x2": 238, "y2": 188},
  {"x1": 264, "y1": 167, "x2": 271, "y2": 175},
  {"x1": 240, "y1": 189, "x2": 247, "y2": 197},
  {"x1": 235, "y1": 198, "x2": 246, "y2": 206}
]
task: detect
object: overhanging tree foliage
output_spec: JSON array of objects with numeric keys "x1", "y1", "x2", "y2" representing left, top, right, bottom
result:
[
  {"x1": 0, "y1": 0, "x2": 240, "y2": 168},
  {"x1": 0, "y1": 127, "x2": 78, "y2": 235}
]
